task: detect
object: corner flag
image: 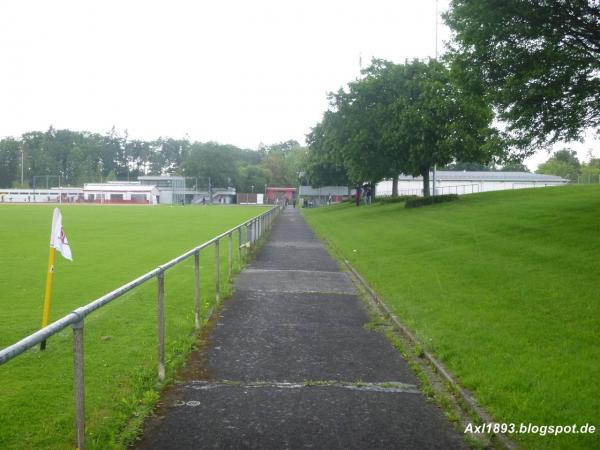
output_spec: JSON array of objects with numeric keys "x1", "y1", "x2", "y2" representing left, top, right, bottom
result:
[
  {"x1": 50, "y1": 208, "x2": 73, "y2": 261},
  {"x1": 40, "y1": 208, "x2": 73, "y2": 350}
]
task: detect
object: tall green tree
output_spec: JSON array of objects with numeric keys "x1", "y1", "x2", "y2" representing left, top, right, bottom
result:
[
  {"x1": 395, "y1": 59, "x2": 502, "y2": 195},
  {"x1": 308, "y1": 59, "x2": 502, "y2": 196},
  {"x1": 260, "y1": 141, "x2": 307, "y2": 186},
  {"x1": 307, "y1": 61, "x2": 413, "y2": 195},
  {"x1": 236, "y1": 165, "x2": 272, "y2": 193},
  {"x1": 305, "y1": 118, "x2": 351, "y2": 187},
  {"x1": 580, "y1": 155, "x2": 600, "y2": 182},
  {"x1": 500, "y1": 161, "x2": 529, "y2": 172},
  {"x1": 445, "y1": 0, "x2": 600, "y2": 149},
  {"x1": 536, "y1": 148, "x2": 581, "y2": 181},
  {"x1": 181, "y1": 142, "x2": 238, "y2": 188},
  {"x1": 0, "y1": 138, "x2": 21, "y2": 188}
]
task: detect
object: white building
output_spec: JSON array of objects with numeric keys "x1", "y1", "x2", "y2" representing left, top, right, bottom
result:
[
  {"x1": 0, "y1": 187, "x2": 84, "y2": 203},
  {"x1": 298, "y1": 185, "x2": 351, "y2": 206},
  {"x1": 83, "y1": 182, "x2": 158, "y2": 204},
  {"x1": 376, "y1": 171, "x2": 569, "y2": 197},
  {"x1": 138, "y1": 176, "x2": 187, "y2": 205}
]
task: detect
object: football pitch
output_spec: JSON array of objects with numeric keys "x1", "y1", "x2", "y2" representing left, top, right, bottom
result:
[{"x1": 0, "y1": 204, "x2": 267, "y2": 449}]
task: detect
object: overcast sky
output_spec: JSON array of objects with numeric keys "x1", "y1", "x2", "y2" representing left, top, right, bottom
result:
[{"x1": 1, "y1": 0, "x2": 596, "y2": 170}]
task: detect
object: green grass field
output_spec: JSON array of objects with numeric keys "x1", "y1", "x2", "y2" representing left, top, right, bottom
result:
[
  {"x1": 0, "y1": 204, "x2": 267, "y2": 449},
  {"x1": 304, "y1": 186, "x2": 599, "y2": 450}
]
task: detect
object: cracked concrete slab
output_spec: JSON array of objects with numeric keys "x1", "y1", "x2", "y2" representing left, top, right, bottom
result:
[
  {"x1": 195, "y1": 290, "x2": 420, "y2": 383},
  {"x1": 136, "y1": 386, "x2": 465, "y2": 450},
  {"x1": 235, "y1": 269, "x2": 356, "y2": 294},
  {"x1": 183, "y1": 380, "x2": 421, "y2": 394}
]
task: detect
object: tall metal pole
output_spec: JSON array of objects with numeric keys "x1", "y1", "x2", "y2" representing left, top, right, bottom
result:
[
  {"x1": 237, "y1": 227, "x2": 242, "y2": 267},
  {"x1": 215, "y1": 239, "x2": 220, "y2": 303},
  {"x1": 194, "y1": 252, "x2": 201, "y2": 330},
  {"x1": 228, "y1": 232, "x2": 233, "y2": 280},
  {"x1": 157, "y1": 272, "x2": 165, "y2": 381},
  {"x1": 435, "y1": 0, "x2": 438, "y2": 59},
  {"x1": 72, "y1": 319, "x2": 86, "y2": 450},
  {"x1": 432, "y1": 0, "x2": 439, "y2": 197},
  {"x1": 20, "y1": 144, "x2": 24, "y2": 186}
]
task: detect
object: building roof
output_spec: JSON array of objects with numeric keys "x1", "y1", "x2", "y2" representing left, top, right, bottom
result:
[
  {"x1": 398, "y1": 171, "x2": 568, "y2": 183},
  {"x1": 299, "y1": 186, "x2": 350, "y2": 196},
  {"x1": 83, "y1": 183, "x2": 158, "y2": 192},
  {"x1": 138, "y1": 176, "x2": 185, "y2": 180},
  {"x1": 266, "y1": 187, "x2": 297, "y2": 192}
]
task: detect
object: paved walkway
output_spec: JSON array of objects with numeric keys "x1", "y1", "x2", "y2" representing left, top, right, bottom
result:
[{"x1": 134, "y1": 208, "x2": 466, "y2": 450}]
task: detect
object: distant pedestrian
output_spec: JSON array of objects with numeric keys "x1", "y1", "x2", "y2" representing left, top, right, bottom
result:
[
  {"x1": 365, "y1": 185, "x2": 372, "y2": 205},
  {"x1": 327, "y1": 194, "x2": 332, "y2": 205},
  {"x1": 355, "y1": 185, "x2": 361, "y2": 206}
]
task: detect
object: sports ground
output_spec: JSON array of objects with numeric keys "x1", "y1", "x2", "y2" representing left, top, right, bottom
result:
[
  {"x1": 1, "y1": 186, "x2": 599, "y2": 449},
  {"x1": 0, "y1": 204, "x2": 266, "y2": 449}
]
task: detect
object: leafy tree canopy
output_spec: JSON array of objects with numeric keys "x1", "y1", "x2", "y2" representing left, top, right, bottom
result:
[
  {"x1": 445, "y1": 0, "x2": 600, "y2": 150},
  {"x1": 0, "y1": 127, "x2": 308, "y2": 194},
  {"x1": 536, "y1": 148, "x2": 581, "y2": 180},
  {"x1": 500, "y1": 161, "x2": 529, "y2": 172},
  {"x1": 308, "y1": 58, "x2": 503, "y2": 196}
]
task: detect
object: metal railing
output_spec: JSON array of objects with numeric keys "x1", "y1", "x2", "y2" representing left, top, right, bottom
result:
[
  {"x1": 0, "y1": 205, "x2": 281, "y2": 450},
  {"x1": 435, "y1": 183, "x2": 480, "y2": 195}
]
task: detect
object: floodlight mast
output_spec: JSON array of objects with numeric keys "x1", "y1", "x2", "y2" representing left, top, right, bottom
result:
[{"x1": 432, "y1": 0, "x2": 439, "y2": 197}]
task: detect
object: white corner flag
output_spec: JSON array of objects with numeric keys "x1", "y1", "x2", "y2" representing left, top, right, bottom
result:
[
  {"x1": 40, "y1": 208, "x2": 73, "y2": 349},
  {"x1": 50, "y1": 208, "x2": 73, "y2": 261}
]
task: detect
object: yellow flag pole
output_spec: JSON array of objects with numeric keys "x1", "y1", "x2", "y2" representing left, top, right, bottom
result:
[{"x1": 40, "y1": 247, "x2": 57, "y2": 351}]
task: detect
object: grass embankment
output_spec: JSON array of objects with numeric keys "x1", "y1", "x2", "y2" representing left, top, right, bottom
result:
[
  {"x1": 0, "y1": 204, "x2": 266, "y2": 449},
  {"x1": 304, "y1": 186, "x2": 599, "y2": 450}
]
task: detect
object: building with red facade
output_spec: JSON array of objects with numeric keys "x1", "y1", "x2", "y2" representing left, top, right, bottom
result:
[{"x1": 265, "y1": 187, "x2": 296, "y2": 204}]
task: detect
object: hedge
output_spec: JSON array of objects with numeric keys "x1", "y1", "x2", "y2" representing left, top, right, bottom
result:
[{"x1": 405, "y1": 194, "x2": 459, "y2": 208}]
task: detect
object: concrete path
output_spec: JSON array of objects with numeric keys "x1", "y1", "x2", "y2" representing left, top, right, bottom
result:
[{"x1": 134, "y1": 208, "x2": 466, "y2": 450}]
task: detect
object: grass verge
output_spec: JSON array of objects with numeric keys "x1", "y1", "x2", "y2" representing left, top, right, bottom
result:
[{"x1": 303, "y1": 186, "x2": 599, "y2": 450}]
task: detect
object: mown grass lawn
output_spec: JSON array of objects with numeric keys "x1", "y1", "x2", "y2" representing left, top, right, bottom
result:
[
  {"x1": 304, "y1": 185, "x2": 599, "y2": 450},
  {"x1": 0, "y1": 204, "x2": 267, "y2": 450}
]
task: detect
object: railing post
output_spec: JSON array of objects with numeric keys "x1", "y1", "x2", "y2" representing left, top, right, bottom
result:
[
  {"x1": 157, "y1": 271, "x2": 165, "y2": 381},
  {"x1": 215, "y1": 239, "x2": 220, "y2": 302},
  {"x1": 194, "y1": 251, "x2": 200, "y2": 330},
  {"x1": 237, "y1": 227, "x2": 242, "y2": 267},
  {"x1": 228, "y1": 232, "x2": 233, "y2": 280},
  {"x1": 249, "y1": 221, "x2": 254, "y2": 245},
  {"x1": 72, "y1": 318, "x2": 85, "y2": 450}
]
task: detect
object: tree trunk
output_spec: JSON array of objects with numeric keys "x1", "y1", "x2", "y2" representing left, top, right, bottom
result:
[
  {"x1": 391, "y1": 175, "x2": 399, "y2": 197},
  {"x1": 422, "y1": 170, "x2": 430, "y2": 197}
]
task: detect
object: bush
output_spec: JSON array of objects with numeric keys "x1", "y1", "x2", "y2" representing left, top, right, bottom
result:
[
  {"x1": 405, "y1": 194, "x2": 459, "y2": 208},
  {"x1": 376, "y1": 195, "x2": 419, "y2": 204}
]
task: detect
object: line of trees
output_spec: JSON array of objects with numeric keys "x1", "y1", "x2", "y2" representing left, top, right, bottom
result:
[
  {"x1": 0, "y1": 127, "x2": 307, "y2": 192},
  {"x1": 537, "y1": 148, "x2": 600, "y2": 182},
  {"x1": 306, "y1": 1, "x2": 599, "y2": 196},
  {"x1": 305, "y1": 59, "x2": 505, "y2": 196}
]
